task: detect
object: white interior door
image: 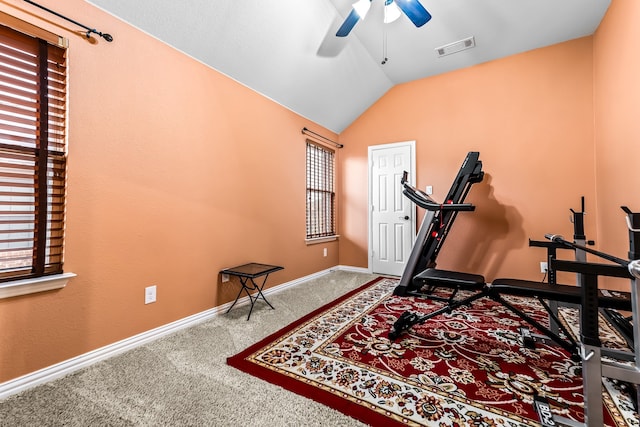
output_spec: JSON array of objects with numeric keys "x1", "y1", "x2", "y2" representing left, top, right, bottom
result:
[{"x1": 369, "y1": 142, "x2": 415, "y2": 276}]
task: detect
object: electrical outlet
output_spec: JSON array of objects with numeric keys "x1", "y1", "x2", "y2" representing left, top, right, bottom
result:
[
  {"x1": 540, "y1": 262, "x2": 548, "y2": 273},
  {"x1": 221, "y1": 273, "x2": 229, "y2": 283},
  {"x1": 323, "y1": 247, "x2": 327, "y2": 257},
  {"x1": 426, "y1": 185, "x2": 433, "y2": 195},
  {"x1": 145, "y1": 285, "x2": 157, "y2": 304}
]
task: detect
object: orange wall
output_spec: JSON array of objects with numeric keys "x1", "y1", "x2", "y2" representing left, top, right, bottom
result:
[
  {"x1": 0, "y1": 0, "x2": 339, "y2": 383},
  {"x1": 593, "y1": 0, "x2": 640, "y2": 266},
  {"x1": 338, "y1": 37, "x2": 596, "y2": 281},
  {"x1": 2, "y1": 0, "x2": 637, "y2": 387}
]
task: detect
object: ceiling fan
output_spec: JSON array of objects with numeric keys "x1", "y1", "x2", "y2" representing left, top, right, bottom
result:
[{"x1": 336, "y1": 0, "x2": 432, "y2": 37}]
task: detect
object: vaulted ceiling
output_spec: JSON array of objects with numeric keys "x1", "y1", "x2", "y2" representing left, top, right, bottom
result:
[{"x1": 87, "y1": 0, "x2": 611, "y2": 133}]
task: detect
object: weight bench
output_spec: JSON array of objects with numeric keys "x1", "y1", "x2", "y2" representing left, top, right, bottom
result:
[
  {"x1": 388, "y1": 269, "x2": 487, "y2": 339},
  {"x1": 389, "y1": 269, "x2": 486, "y2": 335},
  {"x1": 389, "y1": 267, "x2": 633, "y2": 360}
]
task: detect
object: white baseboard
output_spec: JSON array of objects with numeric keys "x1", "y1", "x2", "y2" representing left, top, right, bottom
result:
[
  {"x1": 334, "y1": 265, "x2": 371, "y2": 274},
  {"x1": 0, "y1": 265, "x2": 364, "y2": 400}
]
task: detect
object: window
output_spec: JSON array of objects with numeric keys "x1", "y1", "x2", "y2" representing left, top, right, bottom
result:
[
  {"x1": 0, "y1": 24, "x2": 67, "y2": 282},
  {"x1": 306, "y1": 141, "x2": 335, "y2": 240}
]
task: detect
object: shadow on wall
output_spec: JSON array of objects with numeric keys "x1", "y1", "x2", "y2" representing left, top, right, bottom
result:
[{"x1": 452, "y1": 174, "x2": 525, "y2": 279}]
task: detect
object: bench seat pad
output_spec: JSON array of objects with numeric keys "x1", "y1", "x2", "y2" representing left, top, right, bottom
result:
[
  {"x1": 490, "y1": 278, "x2": 631, "y2": 311},
  {"x1": 414, "y1": 268, "x2": 485, "y2": 290}
]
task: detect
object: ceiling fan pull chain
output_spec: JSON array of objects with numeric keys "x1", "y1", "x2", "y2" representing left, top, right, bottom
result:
[{"x1": 382, "y1": 29, "x2": 388, "y2": 65}]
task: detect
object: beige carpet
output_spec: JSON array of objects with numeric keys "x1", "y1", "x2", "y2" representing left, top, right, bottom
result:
[{"x1": 0, "y1": 270, "x2": 378, "y2": 426}]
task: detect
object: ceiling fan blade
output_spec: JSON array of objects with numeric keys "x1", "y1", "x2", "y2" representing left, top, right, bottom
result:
[
  {"x1": 336, "y1": 9, "x2": 361, "y2": 37},
  {"x1": 393, "y1": 0, "x2": 432, "y2": 27}
]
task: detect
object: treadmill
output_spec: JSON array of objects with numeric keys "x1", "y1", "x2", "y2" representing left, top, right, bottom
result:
[{"x1": 393, "y1": 151, "x2": 484, "y2": 296}]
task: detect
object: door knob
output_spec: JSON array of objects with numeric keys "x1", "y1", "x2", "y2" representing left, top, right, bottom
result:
[{"x1": 400, "y1": 216, "x2": 409, "y2": 220}]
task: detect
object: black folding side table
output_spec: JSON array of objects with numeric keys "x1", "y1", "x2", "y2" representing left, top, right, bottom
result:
[{"x1": 221, "y1": 263, "x2": 283, "y2": 320}]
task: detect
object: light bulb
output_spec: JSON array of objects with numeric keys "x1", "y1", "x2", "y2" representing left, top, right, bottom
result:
[
  {"x1": 352, "y1": 0, "x2": 371, "y2": 19},
  {"x1": 384, "y1": 0, "x2": 401, "y2": 23}
]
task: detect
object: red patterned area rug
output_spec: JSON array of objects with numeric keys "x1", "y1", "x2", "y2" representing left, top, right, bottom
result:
[{"x1": 227, "y1": 277, "x2": 639, "y2": 426}]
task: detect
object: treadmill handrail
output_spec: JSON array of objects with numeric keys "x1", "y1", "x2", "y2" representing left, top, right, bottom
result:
[{"x1": 401, "y1": 173, "x2": 475, "y2": 212}]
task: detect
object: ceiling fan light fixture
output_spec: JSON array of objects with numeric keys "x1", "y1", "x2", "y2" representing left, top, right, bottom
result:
[
  {"x1": 352, "y1": 0, "x2": 371, "y2": 19},
  {"x1": 384, "y1": 0, "x2": 401, "y2": 23},
  {"x1": 337, "y1": 0, "x2": 430, "y2": 37}
]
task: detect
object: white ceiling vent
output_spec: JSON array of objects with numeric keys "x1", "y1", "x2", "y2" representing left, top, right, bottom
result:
[{"x1": 435, "y1": 36, "x2": 476, "y2": 58}]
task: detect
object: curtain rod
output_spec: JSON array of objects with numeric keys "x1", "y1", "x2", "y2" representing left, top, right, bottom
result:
[
  {"x1": 302, "y1": 127, "x2": 343, "y2": 148},
  {"x1": 23, "y1": 0, "x2": 113, "y2": 42}
]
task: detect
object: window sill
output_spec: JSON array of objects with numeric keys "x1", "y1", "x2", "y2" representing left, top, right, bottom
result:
[
  {"x1": 305, "y1": 235, "x2": 339, "y2": 245},
  {"x1": 0, "y1": 272, "x2": 76, "y2": 299}
]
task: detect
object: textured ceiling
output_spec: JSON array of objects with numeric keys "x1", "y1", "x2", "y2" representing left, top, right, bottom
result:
[{"x1": 87, "y1": 0, "x2": 611, "y2": 133}]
